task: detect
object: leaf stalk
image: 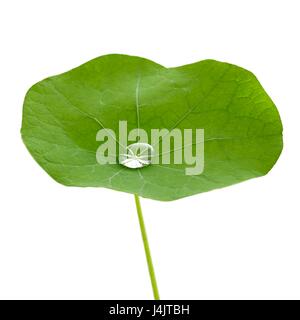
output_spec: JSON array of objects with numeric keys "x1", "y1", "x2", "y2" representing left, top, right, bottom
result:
[{"x1": 134, "y1": 194, "x2": 160, "y2": 300}]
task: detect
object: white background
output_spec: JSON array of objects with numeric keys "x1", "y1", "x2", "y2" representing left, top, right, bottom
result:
[{"x1": 0, "y1": 0, "x2": 299, "y2": 300}]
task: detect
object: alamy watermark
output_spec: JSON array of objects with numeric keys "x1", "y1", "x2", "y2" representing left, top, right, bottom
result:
[{"x1": 96, "y1": 121, "x2": 204, "y2": 176}]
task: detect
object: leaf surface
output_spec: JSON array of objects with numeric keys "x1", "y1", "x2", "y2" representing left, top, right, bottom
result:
[{"x1": 21, "y1": 54, "x2": 283, "y2": 200}]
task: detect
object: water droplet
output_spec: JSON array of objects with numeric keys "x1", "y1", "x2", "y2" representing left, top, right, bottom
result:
[{"x1": 119, "y1": 143, "x2": 154, "y2": 169}]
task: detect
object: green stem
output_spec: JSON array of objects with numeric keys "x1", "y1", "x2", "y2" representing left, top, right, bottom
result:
[{"x1": 134, "y1": 194, "x2": 160, "y2": 300}]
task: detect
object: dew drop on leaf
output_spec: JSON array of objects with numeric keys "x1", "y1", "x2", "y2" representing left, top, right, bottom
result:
[{"x1": 119, "y1": 143, "x2": 154, "y2": 169}]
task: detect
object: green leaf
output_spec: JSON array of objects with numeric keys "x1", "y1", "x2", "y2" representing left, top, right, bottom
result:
[{"x1": 21, "y1": 54, "x2": 283, "y2": 201}]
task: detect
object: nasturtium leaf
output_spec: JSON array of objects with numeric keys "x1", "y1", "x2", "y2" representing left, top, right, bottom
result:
[{"x1": 21, "y1": 54, "x2": 283, "y2": 201}]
